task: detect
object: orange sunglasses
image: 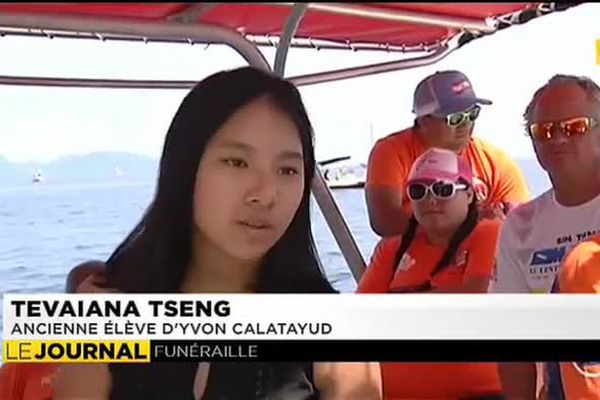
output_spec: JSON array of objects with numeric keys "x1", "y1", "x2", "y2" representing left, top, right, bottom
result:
[{"x1": 528, "y1": 116, "x2": 598, "y2": 141}]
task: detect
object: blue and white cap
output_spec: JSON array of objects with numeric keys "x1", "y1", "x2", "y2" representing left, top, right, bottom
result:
[{"x1": 412, "y1": 70, "x2": 492, "y2": 118}]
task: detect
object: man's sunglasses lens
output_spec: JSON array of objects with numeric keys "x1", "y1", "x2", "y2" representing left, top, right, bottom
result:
[
  {"x1": 529, "y1": 117, "x2": 593, "y2": 141},
  {"x1": 448, "y1": 113, "x2": 465, "y2": 126},
  {"x1": 446, "y1": 106, "x2": 481, "y2": 127},
  {"x1": 564, "y1": 118, "x2": 591, "y2": 135}
]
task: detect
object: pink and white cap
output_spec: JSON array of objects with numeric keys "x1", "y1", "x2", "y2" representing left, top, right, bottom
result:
[{"x1": 407, "y1": 148, "x2": 473, "y2": 185}]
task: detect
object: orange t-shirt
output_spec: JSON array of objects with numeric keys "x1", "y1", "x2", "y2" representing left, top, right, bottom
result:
[
  {"x1": 556, "y1": 235, "x2": 600, "y2": 399},
  {"x1": 0, "y1": 363, "x2": 57, "y2": 400},
  {"x1": 366, "y1": 128, "x2": 530, "y2": 211},
  {"x1": 357, "y1": 218, "x2": 502, "y2": 399}
]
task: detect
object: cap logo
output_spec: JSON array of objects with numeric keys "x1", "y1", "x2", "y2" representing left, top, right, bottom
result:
[{"x1": 452, "y1": 80, "x2": 471, "y2": 94}]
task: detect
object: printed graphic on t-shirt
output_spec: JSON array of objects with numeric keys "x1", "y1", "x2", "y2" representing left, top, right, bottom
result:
[
  {"x1": 528, "y1": 246, "x2": 565, "y2": 279},
  {"x1": 396, "y1": 253, "x2": 415, "y2": 274},
  {"x1": 556, "y1": 230, "x2": 598, "y2": 246},
  {"x1": 525, "y1": 229, "x2": 599, "y2": 291},
  {"x1": 454, "y1": 250, "x2": 469, "y2": 267}
]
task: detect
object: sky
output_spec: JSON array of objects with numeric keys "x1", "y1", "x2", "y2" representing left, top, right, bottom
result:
[{"x1": 0, "y1": 3, "x2": 599, "y2": 164}]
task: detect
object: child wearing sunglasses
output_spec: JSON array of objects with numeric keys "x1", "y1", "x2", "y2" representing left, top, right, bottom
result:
[{"x1": 358, "y1": 148, "x2": 504, "y2": 399}]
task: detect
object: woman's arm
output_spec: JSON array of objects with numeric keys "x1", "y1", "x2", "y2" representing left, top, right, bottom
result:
[
  {"x1": 313, "y1": 362, "x2": 382, "y2": 400},
  {"x1": 53, "y1": 263, "x2": 115, "y2": 399}
]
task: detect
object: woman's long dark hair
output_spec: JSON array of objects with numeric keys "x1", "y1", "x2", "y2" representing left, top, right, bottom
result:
[
  {"x1": 392, "y1": 190, "x2": 479, "y2": 280},
  {"x1": 105, "y1": 66, "x2": 335, "y2": 294}
]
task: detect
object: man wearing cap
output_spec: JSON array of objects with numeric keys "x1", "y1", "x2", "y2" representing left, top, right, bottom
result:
[{"x1": 365, "y1": 70, "x2": 530, "y2": 237}]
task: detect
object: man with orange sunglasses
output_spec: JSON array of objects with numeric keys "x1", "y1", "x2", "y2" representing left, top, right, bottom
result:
[
  {"x1": 365, "y1": 70, "x2": 530, "y2": 237},
  {"x1": 491, "y1": 74, "x2": 600, "y2": 399}
]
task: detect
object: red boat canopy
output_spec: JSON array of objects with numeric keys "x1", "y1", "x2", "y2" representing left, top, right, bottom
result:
[
  {"x1": 0, "y1": 3, "x2": 584, "y2": 89},
  {"x1": 0, "y1": 3, "x2": 578, "y2": 52}
]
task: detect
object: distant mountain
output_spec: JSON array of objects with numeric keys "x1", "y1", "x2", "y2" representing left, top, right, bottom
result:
[
  {"x1": 0, "y1": 152, "x2": 159, "y2": 186},
  {"x1": 0, "y1": 151, "x2": 552, "y2": 196}
]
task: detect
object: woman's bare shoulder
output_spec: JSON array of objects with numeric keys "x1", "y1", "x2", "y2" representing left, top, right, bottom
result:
[
  {"x1": 313, "y1": 362, "x2": 382, "y2": 400},
  {"x1": 65, "y1": 260, "x2": 108, "y2": 293}
]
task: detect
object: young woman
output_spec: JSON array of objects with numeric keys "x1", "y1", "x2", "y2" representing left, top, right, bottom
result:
[
  {"x1": 357, "y1": 147, "x2": 503, "y2": 399},
  {"x1": 43, "y1": 67, "x2": 381, "y2": 399}
]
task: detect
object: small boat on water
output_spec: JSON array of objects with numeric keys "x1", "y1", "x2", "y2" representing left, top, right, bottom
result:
[
  {"x1": 318, "y1": 156, "x2": 366, "y2": 189},
  {"x1": 32, "y1": 170, "x2": 44, "y2": 183}
]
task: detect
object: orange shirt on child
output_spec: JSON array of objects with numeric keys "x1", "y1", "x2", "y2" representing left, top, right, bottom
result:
[{"x1": 357, "y1": 218, "x2": 503, "y2": 399}]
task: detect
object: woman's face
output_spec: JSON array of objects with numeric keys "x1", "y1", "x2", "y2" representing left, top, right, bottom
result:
[
  {"x1": 409, "y1": 180, "x2": 473, "y2": 236},
  {"x1": 193, "y1": 96, "x2": 305, "y2": 263}
]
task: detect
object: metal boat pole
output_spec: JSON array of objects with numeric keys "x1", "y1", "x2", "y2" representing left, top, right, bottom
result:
[{"x1": 274, "y1": 3, "x2": 367, "y2": 283}]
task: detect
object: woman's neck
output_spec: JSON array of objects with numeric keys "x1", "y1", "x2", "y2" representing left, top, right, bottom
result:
[
  {"x1": 182, "y1": 233, "x2": 261, "y2": 293},
  {"x1": 423, "y1": 228, "x2": 454, "y2": 247}
]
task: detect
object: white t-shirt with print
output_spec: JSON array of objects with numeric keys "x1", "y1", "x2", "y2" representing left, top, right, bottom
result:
[{"x1": 491, "y1": 189, "x2": 600, "y2": 293}]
